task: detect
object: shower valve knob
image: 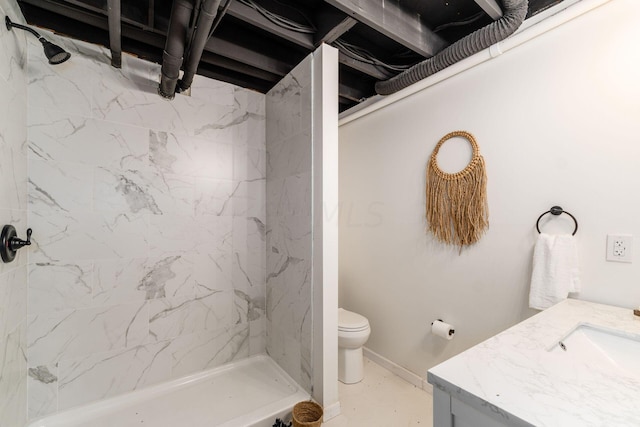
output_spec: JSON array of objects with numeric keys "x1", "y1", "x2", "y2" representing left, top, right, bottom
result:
[
  {"x1": 1, "y1": 225, "x2": 32, "y2": 263},
  {"x1": 11, "y1": 228, "x2": 32, "y2": 249}
]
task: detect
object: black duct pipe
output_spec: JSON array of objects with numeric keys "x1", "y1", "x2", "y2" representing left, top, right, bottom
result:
[
  {"x1": 178, "y1": 0, "x2": 222, "y2": 92},
  {"x1": 375, "y1": 0, "x2": 528, "y2": 95},
  {"x1": 107, "y1": 0, "x2": 121, "y2": 68},
  {"x1": 159, "y1": 0, "x2": 195, "y2": 99}
]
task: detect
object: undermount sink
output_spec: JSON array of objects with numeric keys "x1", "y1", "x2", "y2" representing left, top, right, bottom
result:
[{"x1": 549, "y1": 323, "x2": 640, "y2": 378}]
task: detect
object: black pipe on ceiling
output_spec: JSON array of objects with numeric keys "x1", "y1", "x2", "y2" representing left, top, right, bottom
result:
[
  {"x1": 106, "y1": 0, "x2": 121, "y2": 68},
  {"x1": 178, "y1": 0, "x2": 222, "y2": 92},
  {"x1": 158, "y1": 0, "x2": 195, "y2": 99}
]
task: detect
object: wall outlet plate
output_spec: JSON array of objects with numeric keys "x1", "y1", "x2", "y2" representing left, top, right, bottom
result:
[{"x1": 606, "y1": 234, "x2": 633, "y2": 263}]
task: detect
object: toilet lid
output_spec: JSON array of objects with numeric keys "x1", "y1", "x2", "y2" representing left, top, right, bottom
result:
[{"x1": 338, "y1": 308, "x2": 369, "y2": 331}]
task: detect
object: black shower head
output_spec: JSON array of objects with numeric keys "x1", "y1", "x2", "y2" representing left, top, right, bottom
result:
[
  {"x1": 40, "y1": 38, "x2": 71, "y2": 64},
  {"x1": 5, "y1": 16, "x2": 71, "y2": 65}
]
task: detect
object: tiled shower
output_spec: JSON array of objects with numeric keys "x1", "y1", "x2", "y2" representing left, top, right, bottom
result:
[
  {"x1": 265, "y1": 57, "x2": 314, "y2": 393},
  {"x1": 0, "y1": 1, "x2": 29, "y2": 425},
  {"x1": 0, "y1": 5, "x2": 334, "y2": 422},
  {"x1": 25, "y1": 35, "x2": 267, "y2": 419}
]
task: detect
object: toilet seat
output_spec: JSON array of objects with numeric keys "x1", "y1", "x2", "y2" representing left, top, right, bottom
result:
[{"x1": 338, "y1": 308, "x2": 369, "y2": 332}]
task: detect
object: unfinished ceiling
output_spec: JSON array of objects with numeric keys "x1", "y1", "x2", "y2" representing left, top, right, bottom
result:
[{"x1": 17, "y1": 0, "x2": 563, "y2": 112}]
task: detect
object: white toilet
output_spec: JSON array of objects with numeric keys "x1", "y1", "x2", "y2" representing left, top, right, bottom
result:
[{"x1": 338, "y1": 308, "x2": 371, "y2": 384}]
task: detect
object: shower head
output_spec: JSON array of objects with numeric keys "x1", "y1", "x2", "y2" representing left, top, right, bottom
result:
[
  {"x1": 40, "y1": 38, "x2": 71, "y2": 64},
  {"x1": 5, "y1": 16, "x2": 71, "y2": 65}
]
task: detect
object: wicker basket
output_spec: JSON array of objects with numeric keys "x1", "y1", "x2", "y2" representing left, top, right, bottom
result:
[{"x1": 292, "y1": 401, "x2": 323, "y2": 427}]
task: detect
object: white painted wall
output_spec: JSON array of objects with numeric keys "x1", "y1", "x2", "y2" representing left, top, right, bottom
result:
[
  {"x1": 311, "y1": 44, "x2": 340, "y2": 419},
  {"x1": 339, "y1": 0, "x2": 640, "y2": 378}
]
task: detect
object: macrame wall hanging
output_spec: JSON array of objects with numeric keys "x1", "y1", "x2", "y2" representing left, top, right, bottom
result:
[{"x1": 426, "y1": 131, "x2": 489, "y2": 248}]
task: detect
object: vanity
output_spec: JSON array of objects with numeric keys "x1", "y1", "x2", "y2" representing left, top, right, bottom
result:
[{"x1": 428, "y1": 299, "x2": 640, "y2": 427}]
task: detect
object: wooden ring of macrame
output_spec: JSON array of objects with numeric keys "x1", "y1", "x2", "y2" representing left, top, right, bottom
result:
[{"x1": 426, "y1": 131, "x2": 488, "y2": 248}]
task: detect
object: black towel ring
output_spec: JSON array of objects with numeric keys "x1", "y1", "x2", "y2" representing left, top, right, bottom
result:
[{"x1": 536, "y1": 206, "x2": 578, "y2": 235}]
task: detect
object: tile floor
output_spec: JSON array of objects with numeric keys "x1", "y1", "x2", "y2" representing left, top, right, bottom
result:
[{"x1": 323, "y1": 358, "x2": 433, "y2": 426}]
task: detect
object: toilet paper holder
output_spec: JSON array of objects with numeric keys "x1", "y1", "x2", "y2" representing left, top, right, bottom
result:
[{"x1": 431, "y1": 319, "x2": 455, "y2": 337}]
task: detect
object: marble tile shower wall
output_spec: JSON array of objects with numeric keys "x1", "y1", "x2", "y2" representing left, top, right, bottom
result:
[
  {"x1": 265, "y1": 56, "x2": 313, "y2": 393},
  {"x1": 0, "y1": 1, "x2": 28, "y2": 426},
  {"x1": 26, "y1": 34, "x2": 266, "y2": 419}
]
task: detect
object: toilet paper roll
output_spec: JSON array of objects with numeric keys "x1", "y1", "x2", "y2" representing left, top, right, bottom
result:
[{"x1": 431, "y1": 320, "x2": 455, "y2": 340}]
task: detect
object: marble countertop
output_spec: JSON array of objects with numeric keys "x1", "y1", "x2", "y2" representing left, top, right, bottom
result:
[{"x1": 428, "y1": 299, "x2": 640, "y2": 426}]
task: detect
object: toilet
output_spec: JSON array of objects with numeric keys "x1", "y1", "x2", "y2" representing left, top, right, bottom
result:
[{"x1": 338, "y1": 308, "x2": 371, "y2": 384}]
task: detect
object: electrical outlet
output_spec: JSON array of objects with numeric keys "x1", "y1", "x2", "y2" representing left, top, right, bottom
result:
[{"x1": 606, "y1": 234, "x2": 633, "y2": 263}]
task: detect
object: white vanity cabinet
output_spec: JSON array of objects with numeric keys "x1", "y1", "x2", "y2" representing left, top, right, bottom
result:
[{"x1": 432, "y1": 387, "x2": 513, "y2": 427}]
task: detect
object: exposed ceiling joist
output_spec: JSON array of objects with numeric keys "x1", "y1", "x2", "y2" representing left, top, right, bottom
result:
[
  {"x1": 339, "y1": 82, "x2": 366, "y2": 103},
  {"x1": 23, "y1": 0, "x2": 295, "y2": 78},
  {"x1": 32, "y1": 0, "x2": 152, "y2": 30},
  {"x1": 20, "y1": 0, "x2": 108, "y2": 34},
  {"x1": 130, "y1": 30, "x2": 279, "y2": 88},
  {"x1": 473, "y1": 0, "x2": 503, "y2": 19},
  {"x1": 338, "y1": 52, "x2": 388, "y2": 80},
  {"x1": 18, "y1": 0, "x2": 281, "y2": 86},
  {"x1": 147, "y1": 0, "x2": 155, "y2": 28},
  {"x1": 18, "y1": 0, "x2": 554, "y2": 113},
  {"x1": 194, "y1": 62, "x2": 274, "y2": 92},
  {"x1": 226, "y1": 1, "x2": 315, "y2": 50},
  {"x1": 199, "y1": 51, "x2": 280, "y2": 83},
  {"x1": 323, "y1": 0, "x2": 448, "y2": 57},
  {"x1": 314, "y1": 6, "x2": 357, "y2": 45},
  {"x1": 205, "y1": 36, "x2": 293, "y2": 77}
]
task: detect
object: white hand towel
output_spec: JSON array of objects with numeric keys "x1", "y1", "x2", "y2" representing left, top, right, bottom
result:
[{"x1": 529, "y1": 233, "x2": 581, "y2": 310}]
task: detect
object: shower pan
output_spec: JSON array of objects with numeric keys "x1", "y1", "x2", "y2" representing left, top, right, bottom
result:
[{"x1": 27, "y1": 356, "x2": 309, "y2": 427}]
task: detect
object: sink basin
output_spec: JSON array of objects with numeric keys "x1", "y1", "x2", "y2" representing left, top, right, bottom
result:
[{"x1": 549, "y1": 324, "x2": 640, "y2": 378}]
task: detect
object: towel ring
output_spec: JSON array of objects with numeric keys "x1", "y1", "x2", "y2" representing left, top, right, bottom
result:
[{"x1": 535, "y1": 206, "x2": 578, "y2": 236}]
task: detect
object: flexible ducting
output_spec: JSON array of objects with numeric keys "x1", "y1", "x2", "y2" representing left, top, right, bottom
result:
[
  {"x1": 375, "y1": 0, "x2": 528, "y2": 96},
  {"x1": 159, "y1": 0, "x2": 195, "y2": 99},
  {"x1": 179, "y1": 0, "x2": 223, "y2": 92}
]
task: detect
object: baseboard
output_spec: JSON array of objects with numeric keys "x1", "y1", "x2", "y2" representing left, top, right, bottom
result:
[
  {"x1": 363, "y1": 347, "x2": 433, "y2": 394},
  {"x1": 322, "y1": 401, "x2": 341, "y2": 422}
]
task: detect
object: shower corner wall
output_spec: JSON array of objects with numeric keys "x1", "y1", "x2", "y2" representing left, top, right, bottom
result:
[
  {"x1": 0, "y1": 0, "x2": 29, "y2": 426},
  {"x1": 265, "y1": 43, "x2": 339, "y2": 417}
]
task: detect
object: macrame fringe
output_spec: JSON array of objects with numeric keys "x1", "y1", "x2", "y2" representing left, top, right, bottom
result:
[{"x1": 426, "y1": 131, "x2": 488, "y2": 248}]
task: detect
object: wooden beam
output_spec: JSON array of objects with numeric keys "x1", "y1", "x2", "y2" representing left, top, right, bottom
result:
[
  {"x1": 314, "y1": 6, "x2": 357, "y2": 45},
  {"x1": 200, "y1": 51, "x2": 280, "y2": 82},
  {"x1": 196, "y1": 64, "x2": 275, "y2": 93},
  {"x1": 338, "y1": 52, "x2": 389, "y2": 80},
  {"x1": 205, "y1": 36, "x2": 292, "y2": 77},
  {"x1": 323, "y1": 0, "x2": 447, "y2": 57},
  {"x1": 20, "y1": 0, "x2": 154, "y2": 30},
  {"x1": 339, "y1": 96, "x2": 353, "y2": 105},
  {"x1": 225, "y1": 1, "x2": 315, "y2": 49},
  {"x1": 473, "y1": 0, "x2": 503, "y2": 19},
  {"x1": 148, "y1": 0, "x2": 155, "y2": 28},
  {"x1": 339, "y1": 83, "x2": 366, "y2": 103}
]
